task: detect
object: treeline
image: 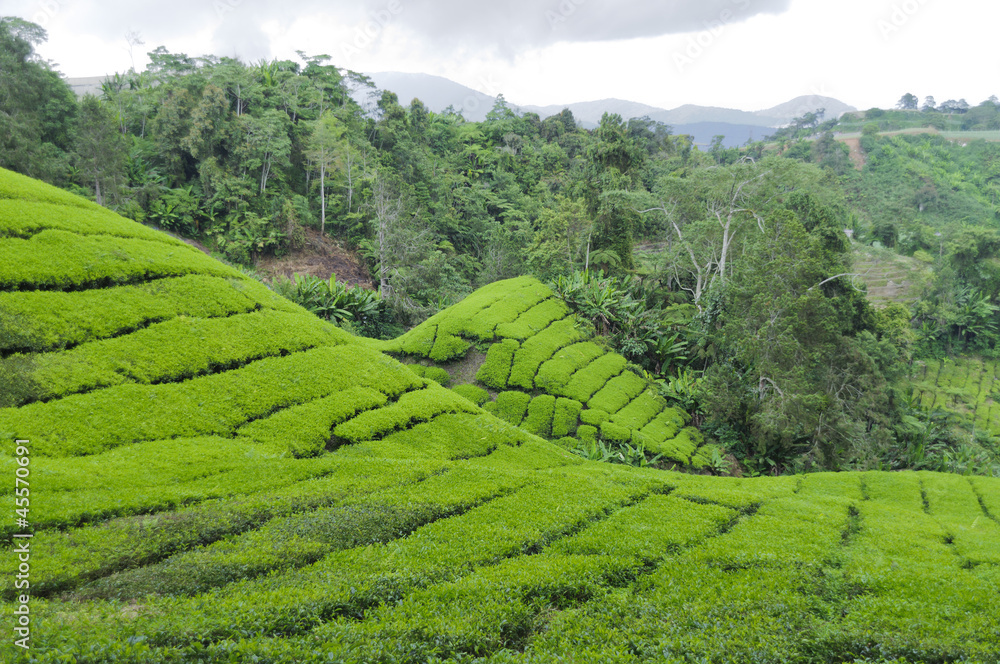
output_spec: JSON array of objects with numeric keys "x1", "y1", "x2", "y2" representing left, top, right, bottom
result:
[{"x1": 0, "y1": 17, "x2": 695, "y2": 319}]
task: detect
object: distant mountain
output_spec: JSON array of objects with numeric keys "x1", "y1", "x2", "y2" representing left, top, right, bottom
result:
[
  {"x1": 756, "y1": 95, "x2": 857, "y2": 124},
  {"x1": 364, "y1": 71, "x2": 855, "y2": 141},
  {"x1": 363, "y1": 72, "x2": 497, "y2": 122},
  {"x1": 671, "y1": 122, "x2": 771, "y2": 148}
]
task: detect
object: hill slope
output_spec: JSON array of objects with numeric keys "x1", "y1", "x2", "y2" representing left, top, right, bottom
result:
[
  {"x1": 377, "y1": 277, "x2": 715, "y2": 470},
  {"x1": 1, "y1": 169, "x2": 998, "y2": 663}
]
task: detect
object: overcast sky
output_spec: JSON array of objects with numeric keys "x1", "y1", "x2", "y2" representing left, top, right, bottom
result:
[{"x1": 7, "y1": 0, "x2": 997, "y2": 112}]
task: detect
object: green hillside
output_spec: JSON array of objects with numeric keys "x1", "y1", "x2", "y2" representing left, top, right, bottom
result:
[
  {"x1": 378, "y1": 276, "x2": 715, "y2": 469},
  {"x1": 1, "y1": 169, "x2": 999, "y2": 663}
]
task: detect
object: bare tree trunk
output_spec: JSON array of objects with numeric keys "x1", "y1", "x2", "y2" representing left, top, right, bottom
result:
[
  {"x1": 319, "y1": 163, "x2": 326, "y2": 235},
  {"x1": 94, "y1": 178, "x2": 102, "y2": 206}
]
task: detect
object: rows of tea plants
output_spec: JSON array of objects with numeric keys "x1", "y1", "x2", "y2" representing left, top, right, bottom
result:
[
  {"x1": 380, "y1": 276, "x2": 716, "y2": 469},
  {"x1": 1, "y1": 169, "x2": 998, "y2": 662},
  {"x1": 910, "y1": 355, "x2": 1000, "y2": 434}
]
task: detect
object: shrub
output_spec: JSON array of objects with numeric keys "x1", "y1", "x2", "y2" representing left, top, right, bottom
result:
[
  {"x1": 507, "y1": 318, "x2": 586, "y2": 390},
  {"x1": 551, "y1": 398, "x2": 583, "y2": 438},
  {"x1": 0, "y1": 229, "x2": 237, "y2": 290},
  {"x1": 333, "y1": 385, "x2": 479, "y2": 444},
  {"x1": 534, "y1": 341, "x2": 605, "y2": 392},
  {"x1": 492, "y1": 390, "x2": 533, "y2": 427},
  {"x1": 579, "y1": 408, "x2": 609, "y2": 427},
  {"x1": 475, "y1": 338, "x2": 520, "y2": 389},
  {"x1": 7, "y1": 309, "x2": 347, "y2": 406},
  {"x1": 609, "y1": 388, "x2": 665, "y2": 430},
  {"x1": 522, "y1": 394, "x2": 556, "y2": 437},
  {"x1": 600, "y1": 421, "x2": 631, "y2": 444},
  {"x1": 2, "y1": 345, "x2": 422, "y2": 457},
  {"x1": 562, "y1": 353, "x2": 627, "y2": 403},
  {"x1": 237, "y1": 387, "x2": 388, "y2": 457},
  {"x1": 587, "y1": 371, "x2": 648, "y2": 414},
  {"x1": 494, "y1": 298, "x2": 570, "y2": 340},
  {"x1": 0, "y1": 199, "x2": 186, "y2": 245},
  {"x1": 451, "y1": 383, "x2": 490, "y2": 406}
]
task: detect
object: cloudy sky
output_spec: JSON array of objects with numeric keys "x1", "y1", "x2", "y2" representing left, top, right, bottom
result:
[{"x1": 7, "y1": 0, "x2": 997, "y2": 112}]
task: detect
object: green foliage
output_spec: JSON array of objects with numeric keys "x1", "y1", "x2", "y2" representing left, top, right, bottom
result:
[
  {"x1": 491, "y1": 390, "x2": 532, "y2": 427},
  {"x1": 522, "y1": 394, "x2": 556, "y2": 437},
  {"x1": 535, "y1": 341, "x2": 605, "y2": 392},
  {"x1": 0, "y1": 229, "x2": 236, "y2": 290},
  {"x1": 6, "y1": 163, "x2": 1000, "y2": 662},
  {"x1": 0, "y1": 275, "x2": 260, "y2": 353},
  {"x1": 450, "y1": 383, "x2": 489, "y2": 406},
  {"x1": 332, "y1": 384, "x2": 479, "y2": 444},
  {"x1": 237, "y1": 387, "x2": 388, "y2": 457},
  {"x1": 551, "y1": 397, "x2": 583, "y2": 437},
  {"x1": 407, "y1": 364, "x2": 451, "y2": 386},
  {"x1": 475, "y1": 337, "x2": 520, "y2": 389},
  {"x1": 507, "y1": 317, "x2": 586, "y2": 389},
  {"x1": 2, "y1": 345, "x2": 421, "y2": 456},
  {"x1": 562, "y1": 353, "x2": 628, "y2": 403},
  {"x1": 271, "y1": 273, "x2": 383, "y2": 331},
  {"x1": 2, "y1": 309, "x2": 347, "y2": 406}
]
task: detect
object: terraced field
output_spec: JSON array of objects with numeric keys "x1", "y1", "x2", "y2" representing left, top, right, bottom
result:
[
  {"x1": 378, "y1": 276, "x2": 715, "y2": 469},
  {"x1": 851, "y1": 244, "x2": 932, "y2": 307},
  {"x1": 1, "y1": 168, "x2": 999, "y2": 663},
  {"x1": 911, "y1": 355, "x2": 1000, "y2": 435}
]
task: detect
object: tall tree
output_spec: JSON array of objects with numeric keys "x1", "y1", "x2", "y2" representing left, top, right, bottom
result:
[
  {"x1": 305, "y1": 110, "x2": 345, "y2": 234},
  {"x1": 75, "y1": 95, "x2": 127, "y2": 206}
]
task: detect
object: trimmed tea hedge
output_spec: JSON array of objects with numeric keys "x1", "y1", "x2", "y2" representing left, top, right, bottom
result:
[{"x1": 0, "y1": 275, "x2": 261, "y2": 353}]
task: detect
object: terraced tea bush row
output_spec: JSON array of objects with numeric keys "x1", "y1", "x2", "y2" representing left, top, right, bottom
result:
[
  {"x1": 507, "y1": 318, "x2": 586, "y2": 390},
  {"x1": 0, "y1": 167, "x2": 100, "y2": 208},
  {"x1": 319, "y1": 496, "x2": 734, "y2": 660},
  {"x1": 4, "y1": 309, "x2": 348, "y2": 406},
  {"x1": 587, "y1": 370, "x2": 648, "y2": 414},
  {"x1": 0, "y1": 345, "x2": 423, "y2": 456},
  {"x1": 0, "y1": 456, "x2": 442, "y2": 599},
  {"x1": 381, "y1": 277, "x2": 552, "y2": 360},
  {"x1": 334, "y1": 384, "x2": 481, "y2": 443},
  {"x1": 22, "y1": 470, "x2": 660, "y2": 651},
  {"x1": 237, "y1": 386, "x2": 388, "y2": 457},
  {"x1": 911, "y1": 355, "x2": 1000, "y2": 433},
  {"x1": 0, "y1": 275, "x2": 262, "y2": 354},
  {"x1": 0, "y1": 229, "x2": 238, "y2": 291},
  {"x1": 451, "y1": 383, "x2": 490, "y2": 405},
  {"x1": 494, "y1": 297, "x2": 570, "y2": 340},
  {"x1": 561, "y1": 353, "x2": 628, "y2": 403},
  {"x1": 0, "y1": 437, "x2": 437, "y2": 536},
  {"x1": 406, "y1": 363, "x2": 452, "y2": 385},
  {"x1": 0, "y1": 198, "x2": 184, "y2": 244},
  {"x1": 349, "y1": 413, "x2": 534, "y2": 461},
  {"x1": 475, "y1": 339, "x2": 517, "y2": 391},
  {"x1": 73, "y1": 465, "x2": 527, "y2": 602},
  {"x1": 534, "y1": 341, "x2": 606, "y2": 393}
]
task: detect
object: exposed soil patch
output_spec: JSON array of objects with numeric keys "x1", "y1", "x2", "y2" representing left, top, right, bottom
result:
[
  {"x1": 258, "y1": 228, "x2": 374, "y2": 289},
  {"x1": 840, "y1": 137, "x2": 866, "y2": 170}
]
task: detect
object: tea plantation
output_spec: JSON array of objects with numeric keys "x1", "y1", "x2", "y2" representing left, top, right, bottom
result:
[
  {"x1": 1, "y1": 168, "x2": 999, "y2": 663},
  {"x1": 377, "y1": 276, "x2": 716, "y2": 469}
]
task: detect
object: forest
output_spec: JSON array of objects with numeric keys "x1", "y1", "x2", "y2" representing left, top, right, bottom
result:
[{"x1": 4, "y1": 16, "x2": 1000, "y2": 477}]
